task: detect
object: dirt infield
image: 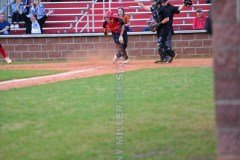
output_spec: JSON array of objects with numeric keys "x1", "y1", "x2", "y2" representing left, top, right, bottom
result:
[{"x1": 0, "y1": 58, "x2": 212, "y2": 90}]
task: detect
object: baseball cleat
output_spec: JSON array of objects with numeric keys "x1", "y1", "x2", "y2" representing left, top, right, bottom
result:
[
  {"x1": 5, "y1": 57, "x2": 12, "y2": 64},
  {"x1": 155, "y1": 57, "x2": 167, "y2": 64},
  {"x1": 166, "y1": 56, "x2": 173, "y2": 63},
  {"x1": 123, "y1": 59, "x2": 129, "y2": 64}
]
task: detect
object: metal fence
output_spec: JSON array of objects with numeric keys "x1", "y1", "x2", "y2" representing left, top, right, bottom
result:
[{"x1": 0, "y1": 0, "x2": 13, "y2": 21}]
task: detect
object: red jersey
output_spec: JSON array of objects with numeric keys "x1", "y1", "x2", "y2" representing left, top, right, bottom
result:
[
  {"x1": 193, "y1": 15, "x2": 207, "y2": 30},
  {"x1": 103, "y1": 17, "x2": 124, "y2": 34}
]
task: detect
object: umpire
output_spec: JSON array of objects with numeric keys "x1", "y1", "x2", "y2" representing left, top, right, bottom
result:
[
  {"x1": 154, "y1": 0, "x2": 172, "y2": 63},
  {"x1": 161, "y1": 0, "x2": 185, "y2": 63}
]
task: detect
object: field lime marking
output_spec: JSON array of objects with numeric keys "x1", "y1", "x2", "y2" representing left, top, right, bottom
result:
[{"x1": 0, "y1": 66, "x2": 108, "y2": 85}]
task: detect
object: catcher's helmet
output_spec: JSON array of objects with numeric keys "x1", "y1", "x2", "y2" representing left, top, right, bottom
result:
[
  {"x1": 160, "y1": 0, "x2": 168, "y2": 3},
  {"x1": 104, "y1": 11, "x2": 114, "y2": 18}
]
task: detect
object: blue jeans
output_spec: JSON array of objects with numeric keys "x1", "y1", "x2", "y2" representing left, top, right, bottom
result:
[
  {"x1": 142, "y1": 26, "x2": 151, "y2": 31},
  {"x1": 0, "y1": 31, "x2": 10, "y2": 35}
]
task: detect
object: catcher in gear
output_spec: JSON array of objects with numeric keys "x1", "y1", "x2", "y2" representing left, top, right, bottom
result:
[
  {"x1": 103, "y1": 11, "x2": 129, "y2": 64},
  {"x1": 137, "y1": 0, "x2": 170, "y2": 63}
]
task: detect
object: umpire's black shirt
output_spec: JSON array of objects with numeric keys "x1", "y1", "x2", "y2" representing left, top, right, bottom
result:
[{"x1": 163, "y1": 3, "x2": 180, "y2": 34}]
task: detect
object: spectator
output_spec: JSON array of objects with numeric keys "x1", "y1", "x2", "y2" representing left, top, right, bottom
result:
[
  {"x1": 18, "y1": 9, "x2": 53, "y2": 34},
  {"x1": 0, "y1": 12, "x2": 10, "y2": 35},
  {"x1": 142, "y1": 16, "x2": 153, "y2": 31},
  {"x1": 142, "y1": 26, "x2": 151, "y2": 31},
  {"x1": 22, "y1": 0, "x2": 28, "y2": 5},
  {"x1": 0, "y1": 44, "x2": 12, "y2": 64},
  {"x1": 136, "y1": 0, "x2": 156, "y2": 11},
  {"x1": 29, "y1": 0, "x2": 46, "y2": 20},
  {"x1": 11, "y1": 0, "x2": 27, "y2": 29},
  {"x1": 193, "y1": 8, "x2": 207, "y2": 30},
  {"x1": 117, "y1": 8, "x2": 131, "y2": 32}
]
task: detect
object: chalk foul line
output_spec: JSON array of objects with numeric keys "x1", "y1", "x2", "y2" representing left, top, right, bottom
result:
[{"x1": 0, "y1": 66, "x2": 108, "y2": 85}]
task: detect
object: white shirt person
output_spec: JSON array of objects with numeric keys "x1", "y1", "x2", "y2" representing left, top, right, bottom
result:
[{"x1": 18, "y1": 9, "x2": 53, "y2": 34}]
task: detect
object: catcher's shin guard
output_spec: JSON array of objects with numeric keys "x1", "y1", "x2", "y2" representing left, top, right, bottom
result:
[
  {"x1": 157, "y1": 38, "x2": 167, "y2": 62},
  {"x1": 158, "y1": 48, "x2": 167, "y2": 62}
]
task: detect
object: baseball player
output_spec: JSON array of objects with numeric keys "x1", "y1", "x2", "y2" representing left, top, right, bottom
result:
[
  {"x1": 0, "y1": 44, "x2": 12, "y2": 64},
  {"x1": 103, "y1": 11, "x2": 129, "y2": 64}
]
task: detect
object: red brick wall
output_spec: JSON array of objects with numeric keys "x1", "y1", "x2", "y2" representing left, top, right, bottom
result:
[
  {"x1": 213, "y1": 0, "x2": 240, "y2": 159},
  {"x1": 0, "y1": 33, "x2": 212, "y2": 62}
]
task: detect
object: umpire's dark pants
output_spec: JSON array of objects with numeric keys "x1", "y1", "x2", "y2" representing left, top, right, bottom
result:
[
  {"x1": 166, "y1": 30, "x2": 172, "y2": 50},
  {"x1": 157, "y1": 25, "x2": 169, "y2": 50}
]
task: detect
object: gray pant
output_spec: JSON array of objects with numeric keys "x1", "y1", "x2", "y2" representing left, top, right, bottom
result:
[{"x1": 166, "y1": 31, "x2": 172, "y2": 49}]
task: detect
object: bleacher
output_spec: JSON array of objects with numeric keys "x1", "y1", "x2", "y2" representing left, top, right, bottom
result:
[{"x1": 10, "y1": 0, "x2": 211, "y2": 34}]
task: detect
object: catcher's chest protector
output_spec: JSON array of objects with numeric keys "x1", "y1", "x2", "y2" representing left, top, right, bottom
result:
[
  {"x1": 151, "y1": 6, "x2": 165, "y2": 23},
  {"x1": 152, "y1": 9, "x2": 160, "y2": 23}
]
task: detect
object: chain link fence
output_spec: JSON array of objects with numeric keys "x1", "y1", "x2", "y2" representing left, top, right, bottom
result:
[{"x1": 0, "y1": 0, "x2": 13, "y2": 21}]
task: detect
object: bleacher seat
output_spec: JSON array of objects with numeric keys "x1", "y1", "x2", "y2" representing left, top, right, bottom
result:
[{"x1": 9, "y1": 0, "x2": 211, "y2": 34}]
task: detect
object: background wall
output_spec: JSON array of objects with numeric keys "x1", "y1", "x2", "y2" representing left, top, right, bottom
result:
[
  {"x1": 0, "y1": 33, "x2": 212, "y2": 62},
  {"x1": 213, "y1": 0, "x2": 240, "y2": 159}
]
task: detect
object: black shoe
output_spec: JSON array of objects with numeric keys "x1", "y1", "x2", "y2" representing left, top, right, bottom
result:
[
  {"x1": 154, "y1": 60, "x2": 163, "y2": 64},
  {"x1": 154, "y1": 58, "x2": 167, "y2": 64}
]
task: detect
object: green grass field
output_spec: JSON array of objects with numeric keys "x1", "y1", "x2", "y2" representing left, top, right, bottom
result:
[
  {"x1": 0, "y1": 67, "x2": 215, "y2": 160},
  {"x1": 0, "y1": 70, "x2": 62, "y2": 81}
]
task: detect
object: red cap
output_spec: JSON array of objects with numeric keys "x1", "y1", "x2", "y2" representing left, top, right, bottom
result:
[{"x1": 104, "y1": 11, "x2": 114, "y2": 18}]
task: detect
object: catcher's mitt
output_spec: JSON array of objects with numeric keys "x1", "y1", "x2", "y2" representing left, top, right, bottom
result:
[
  {"x1": 147, "y1": 20, "x2": 158, "y2": 32},
  {"x1": 184, "y1": 0, "x2": 193, "y2": 7}
]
